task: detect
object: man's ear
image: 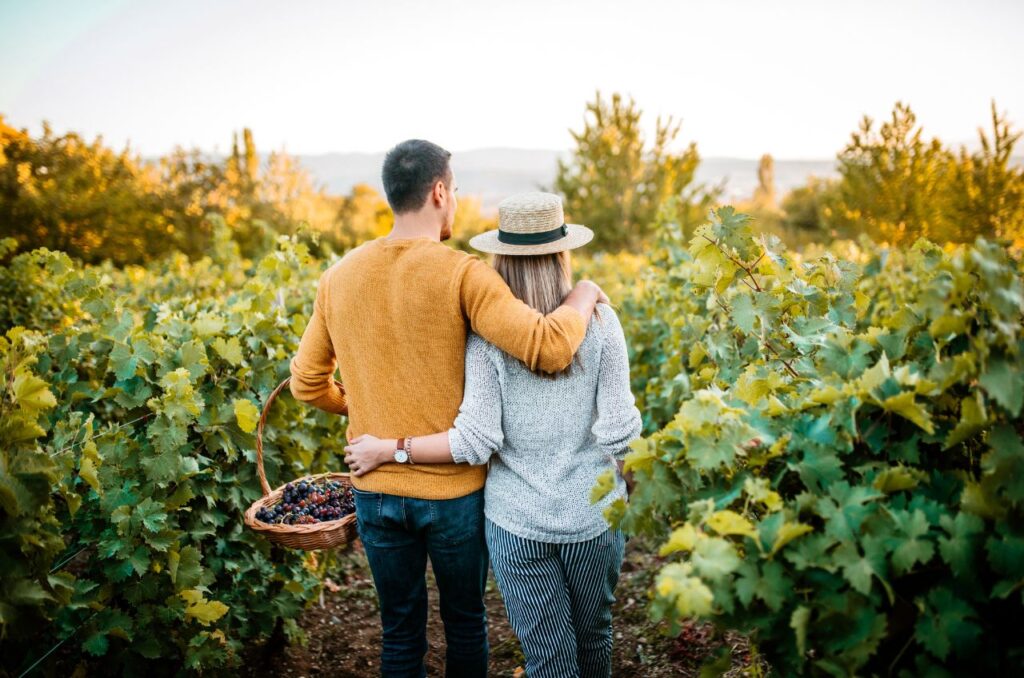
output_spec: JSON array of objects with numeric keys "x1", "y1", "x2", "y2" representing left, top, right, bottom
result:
[{"x1": 432, "y1": 180, "x2": 446, "y2": 207}]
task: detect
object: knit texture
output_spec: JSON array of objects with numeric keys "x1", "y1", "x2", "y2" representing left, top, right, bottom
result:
[
  {"x1": 289, "y1": 236, "x2": 588, "y2": 500},
  {"x1": 448, "y1": 304, "x2": 643, "y2": 542}
]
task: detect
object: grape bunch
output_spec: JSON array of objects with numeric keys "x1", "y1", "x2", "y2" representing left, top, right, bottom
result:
[{"x1": 255, "y1": 479, "x2": 355, "y2": 525}]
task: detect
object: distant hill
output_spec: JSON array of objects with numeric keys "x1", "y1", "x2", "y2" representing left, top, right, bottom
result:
[
  {"x1": 297, "y1": 148, "x2": 841, "y2": 211},
  {"x1": 296, "y1": 149, "x2": 1024, "y2": 212}
]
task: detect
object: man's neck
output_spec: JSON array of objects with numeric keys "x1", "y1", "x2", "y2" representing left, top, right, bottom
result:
[{"x1": 388, "y1": 213, "x2": 442, "y2": 242}]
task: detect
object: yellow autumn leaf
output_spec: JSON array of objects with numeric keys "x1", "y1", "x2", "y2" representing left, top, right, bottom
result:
[
  {"x1": 928, "y1": 312, "x2": 968, "y2": 338},
  {"x1": 765, "y1": 396, "x2": 788, "y2": 416},
  {"x1": 659, "y1": 523, "x2": 703, "y2": 556},
  {"x1": 857, "y1": 353, "x2": 890, "y2": 394},
  {"x1": 944, "y1": 393, "x2": 988, "y2": 449},
  {"x1": 655, "y1": 563, "x2": 714, "y2": 618},
  {"x1": 168, "y1": 549, "x2": 180, "y2": 583},
  {"x1": 193, "y1": 312, "x2": 225, "y2": 337},
  {"x1": 706, "y1": 510, "x2": 758, "y2": 539},
  {"x1": 181, "y1": 589, "x2": 229, "y2": 626},
  {"x1": 770, "y1": 522, "x2": 814, "y2": 558},
  {"x1": 880, "y1": 391, "x2": 935, "y2": 434},
  {"x1": 590, "y1": 469, "x2": 617, "y2": 504},
  {"x1": 212, "y1": 337, "x2": 243, "y2": 366},
  {"x1": 623, "y1": 438, "x2": 656, "y2": 474},
  {"x1": 12, "y1": 366, "x2": 57, "y2": 411},
  {"x1": 873, "y1": 465, "x2": 927, "y2": 493},
  {"x1": 744, "y1": 477, "x2": 783, "y2": 512},
  {"x1": 808, "y1": 384, "x2": 844, "y2": 406},
  {"x1": 233, "y1": 398, "x2": 260, "y2": 434},
  {"x1": 688, "y1": 342, "x2": 707, "y2": 369},
  {"x1": 734, "y1": 372, "x2": 771, "y2": 406},
  {"x1": 79, "y1": 454, "x2": 102, "y2": 497}
]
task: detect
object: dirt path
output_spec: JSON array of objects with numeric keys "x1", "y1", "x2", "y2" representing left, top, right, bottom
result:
[{"x1": 238, "y1": 538, "x2": 762, "y2": 677}]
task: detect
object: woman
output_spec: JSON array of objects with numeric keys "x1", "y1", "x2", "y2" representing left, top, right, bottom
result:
[{"x1": 344, "y1": 192, "x2": 642, "y2": 678}]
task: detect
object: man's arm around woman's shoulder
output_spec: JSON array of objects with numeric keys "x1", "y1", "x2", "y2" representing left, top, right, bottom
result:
[{"x1": 456, "y1": 255, "x2": 607, "y2": 374}]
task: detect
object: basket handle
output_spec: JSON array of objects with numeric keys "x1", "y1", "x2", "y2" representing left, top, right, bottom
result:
[{"x1": 255, "y1": 376, "x2": 347, "y2": 496}]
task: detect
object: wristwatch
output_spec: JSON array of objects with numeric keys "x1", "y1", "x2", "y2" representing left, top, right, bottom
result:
[{"x1": 394, "y1": 438, "x2": 410, "y2": 464}]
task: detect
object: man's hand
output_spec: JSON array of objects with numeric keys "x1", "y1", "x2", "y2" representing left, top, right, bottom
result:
[
  {"x1": 578, "y1": 280, "x2": 611, "y2": 305},
  {"x1": 563, "y1": 280, "x2": 610, "y2": 319},
  {"x1": 344, "y1": 434, "x2": 394, "y2": 477}
]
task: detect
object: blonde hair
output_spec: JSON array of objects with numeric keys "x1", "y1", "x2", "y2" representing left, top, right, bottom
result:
[{"x1": 493, "y1": 251, "x2": 584, "y2": 378}]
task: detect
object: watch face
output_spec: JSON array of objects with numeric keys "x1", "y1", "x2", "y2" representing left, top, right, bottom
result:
[{"x1": 394, "y1": 450, "x2": 409, "y2": 464}]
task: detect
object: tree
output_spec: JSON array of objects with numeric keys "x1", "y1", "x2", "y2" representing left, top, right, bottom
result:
[
  {"x1": 830, "y1": 103, "x2": 952, "y2": 244},
  {"x1": 947, "y1": 101, "x2": 1024, "y2": 246},
  {"x1": 0, "y1": 117, "x2": 171, "y2": 264},
  {"x1": 1, "y1": 119, "x2": 351, "y2": 264},
  {"x1": 553, "y1": 92, "x2": 710, "y2": 251},
  {"x1": 827, "y1": 101, "x2": 1024, "y2": 246},
  {"x1": 752, "y1": 153, "x2": 777, "y2": 209},
  {"x1": 781, "y1": 177, "x2": 838, "y2": 233}
]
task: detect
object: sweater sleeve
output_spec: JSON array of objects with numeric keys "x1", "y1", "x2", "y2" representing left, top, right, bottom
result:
[
  {"x1": 458, "y1": 257, "x2": 587, "y2": 374},
  {"x1": 289, "y1": 270, "x2": 348, "y2": 414},
  {"x1": 592, "y1": 305, "x2": 642, "y2": 459},
  {"x1": 448, "y1": 335, "x2": 503, "y2": 466}
]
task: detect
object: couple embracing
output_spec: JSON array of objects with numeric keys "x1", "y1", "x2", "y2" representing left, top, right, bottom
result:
[{"x1": 289, "y1": 139, "x2": 641, "y2": 678}]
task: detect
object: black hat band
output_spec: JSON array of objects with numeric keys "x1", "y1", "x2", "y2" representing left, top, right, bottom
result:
[{"x1": 497, "y1": 223, "x2": 569, "y2": 245}]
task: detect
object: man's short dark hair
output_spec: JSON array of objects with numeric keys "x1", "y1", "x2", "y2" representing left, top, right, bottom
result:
[{"x1": 381, "y1": 139, "x2": 453, "y2": 214}]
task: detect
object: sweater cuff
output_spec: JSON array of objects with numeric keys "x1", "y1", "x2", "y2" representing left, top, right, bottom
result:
[
  {"x1": 306, "y1": 384, "x2": 348, "y2": 415},
  {"x1": 289, "y1": 361, "x2": 348, "y2": 415},
  {"x1": 449, "y1": 428, "x2": 493, "y2": 466},
  {"x1": 449, "y1": 428, "x2": 471, "y2": 464}
]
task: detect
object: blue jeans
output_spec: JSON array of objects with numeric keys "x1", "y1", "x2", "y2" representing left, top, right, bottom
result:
[{"x1": 352, "y1": 487, "x2": 489, "y2": 678}]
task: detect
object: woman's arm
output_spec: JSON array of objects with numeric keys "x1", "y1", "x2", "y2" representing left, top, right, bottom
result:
[
  {"x1": 344, "y1": 431, "x2": 454, "y2": 477},
  {"x1": 592, "y1": 305, "x2": 643, "y2": 461},
  {"x1": 343, "y1": 336, "x2": 503, "y2": 477}
]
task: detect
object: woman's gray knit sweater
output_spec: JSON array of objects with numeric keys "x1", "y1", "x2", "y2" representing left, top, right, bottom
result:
[{"x1": 447, "y1": 303, "x2": 642, "y2": 543}]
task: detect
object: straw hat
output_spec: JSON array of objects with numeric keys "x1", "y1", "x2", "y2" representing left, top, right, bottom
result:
[{"x1": 469, "y1": 192, "x2": 594, "y2": 256}]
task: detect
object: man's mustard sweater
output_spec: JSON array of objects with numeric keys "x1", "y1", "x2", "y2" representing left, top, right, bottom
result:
[{"x1": 289, "y1": 236, "x2": 587, "y2": 500}]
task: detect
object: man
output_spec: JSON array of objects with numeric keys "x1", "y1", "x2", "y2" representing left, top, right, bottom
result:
[{"x1": 288, "y1": 139, "x2": 606, "y2": 677}]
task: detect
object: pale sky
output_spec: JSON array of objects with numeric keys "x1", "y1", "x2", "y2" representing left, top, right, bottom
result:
[{"x1": 1, "y1": 0, "x2": 1021, "y2": 159}]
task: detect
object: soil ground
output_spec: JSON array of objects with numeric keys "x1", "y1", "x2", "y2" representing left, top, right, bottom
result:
[{"x1": 236, "y1": 537, "x2": 765, "y2": 677}]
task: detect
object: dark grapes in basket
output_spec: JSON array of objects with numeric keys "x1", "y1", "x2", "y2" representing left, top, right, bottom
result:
[{"x1": 254, "y1": 479, "x2": 355, "y2": 526}]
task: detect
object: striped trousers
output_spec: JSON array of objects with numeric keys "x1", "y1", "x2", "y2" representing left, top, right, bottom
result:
[{"x1": 485, "y1": 519, "x2": 626, "y2": 678}]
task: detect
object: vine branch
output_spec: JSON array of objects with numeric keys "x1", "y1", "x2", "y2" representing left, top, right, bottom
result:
[{"x1": 703, "y1": 235, "x2": 763, "y2": 291}]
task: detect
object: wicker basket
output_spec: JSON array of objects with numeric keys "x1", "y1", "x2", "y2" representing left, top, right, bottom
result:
[{"x1": 243, "y1": 377, "x2": 359, "y2": 550}]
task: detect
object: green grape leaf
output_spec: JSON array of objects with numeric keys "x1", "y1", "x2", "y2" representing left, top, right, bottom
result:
[
  {"x1": 890, "y1": 509, "x2": 935, "y2": 574},
  {"x1": 169, "y1": 546, "x2": 203, "y2": 589},
  {"x1": 914, "y1": 588, "x2": 980, "y2": 660},
  {"x1": 979, "y1": 357, "x2": 1023, "y2": 416},
  {"x1": 938, "y1": 512, "x2": 983, "y2": 577},
  {"x1": 109, "y1": 342, "x2": 138, "y2": 380},
  {"x1": 128, "y1": 545, "x2": 151, "y2": 576},
  {"x1": 691, "y1": 537, "x2": 741, "y2": 582},
  {"x1": 82, "y1": 631, "x2": 110, "y2": 656}
]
